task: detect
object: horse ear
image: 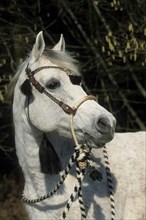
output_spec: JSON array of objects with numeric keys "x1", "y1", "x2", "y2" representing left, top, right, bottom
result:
[
  {"x1": 30, "y1": 31, "x2": 45, "y2": 64},
  {"x1": 52, "y1": 34, "x2": 65, "y2": 52}
]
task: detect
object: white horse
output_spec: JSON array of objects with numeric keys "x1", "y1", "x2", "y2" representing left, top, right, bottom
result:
[{"x1": 11, "y1": 32, "x2": 145, "y2": 220}]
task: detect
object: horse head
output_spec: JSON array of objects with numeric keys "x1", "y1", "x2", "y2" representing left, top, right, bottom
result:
[
  {"x1": 19, "y1": 32, "x2": 116, "y2": 146},
  {"x1": 12, "y1": 31, "x2": 116, "y2": 176}
]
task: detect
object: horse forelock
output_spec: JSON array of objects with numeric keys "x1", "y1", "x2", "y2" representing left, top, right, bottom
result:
[{"x1": 43, "y1": 48, "x2": 80, "y2": 76}]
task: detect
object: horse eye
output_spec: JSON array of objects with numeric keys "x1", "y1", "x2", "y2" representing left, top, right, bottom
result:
[{"x1": 46, "y1": 80, "x2": 60, "y2": 90}]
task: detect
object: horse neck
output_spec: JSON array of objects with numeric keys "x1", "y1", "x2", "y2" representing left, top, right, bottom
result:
[{"x1": 14, "y1": 106, "x2": 74, "y2": 198}]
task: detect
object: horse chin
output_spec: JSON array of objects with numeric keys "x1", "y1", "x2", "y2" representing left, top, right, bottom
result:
[
  {"x1": 84, "y1": 133, "x2": 106, "y2": 148},
  {"x1": 73, "y1": 130, "x2": 106, "y2": 148},
  {"x1": 70, "y1": 130, "x2": 113, "y2": 148}
]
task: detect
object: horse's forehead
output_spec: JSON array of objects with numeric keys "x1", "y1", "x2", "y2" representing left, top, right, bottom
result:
[
  {"x1": 31, "y1": 56, "x2": 79, "y2": 78},
  {"x1": 37, "y1": 69, "x2": 66, "y2": 82},
  {"x1": 31, "y1": 58, "x2": 57, "y2": 75},
  {"x1": 37, "y1": 56, "x2": 54, "y2": 67}
]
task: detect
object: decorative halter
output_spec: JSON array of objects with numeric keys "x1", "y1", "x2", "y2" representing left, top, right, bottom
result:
[
  {"x1": 23, "y1": 65, "x2": 90, "y2": 115},
  {"x1": 21, "y1": 65, "x2": 115, "y2": 220}
]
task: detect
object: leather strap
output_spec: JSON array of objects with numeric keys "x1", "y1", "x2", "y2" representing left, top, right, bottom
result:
[{"x1": 25, "y1": 65, "x2": 97, "y2": 115}]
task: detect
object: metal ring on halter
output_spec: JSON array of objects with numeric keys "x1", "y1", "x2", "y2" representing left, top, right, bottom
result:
[{"x1": 69, "y1": 95, "x2": 97, "y2": 146}]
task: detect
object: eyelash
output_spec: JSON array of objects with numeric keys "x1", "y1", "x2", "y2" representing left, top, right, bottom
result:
[{"x1": 46, "y1": 80, "x2": 60, "y2": 90}]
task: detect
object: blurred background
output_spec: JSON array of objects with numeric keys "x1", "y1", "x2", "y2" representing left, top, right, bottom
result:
[{"x1": 0, "y1": 0, "x2": 146, "y2": 219}]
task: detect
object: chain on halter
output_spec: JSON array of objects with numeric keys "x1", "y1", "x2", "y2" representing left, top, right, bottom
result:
[{"x1": 21, "y1": 64, "x2": 116, "y2": 220}]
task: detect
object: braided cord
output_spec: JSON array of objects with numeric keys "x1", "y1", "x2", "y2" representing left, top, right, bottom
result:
[
  {"x1": 103, "y1": 146, "x2": 116, "y2": 220},
  {"x1": 76, "y1": 166, "x2": 86, "y2": 220},
  {"x1": 60, "y1": 166, "x2": 86, "y2": 220},
  {"x1": 22, "y1": 147, "x2": 80, "y2": 203},
  {"x1": 60, "y1": 185, "x2": 78, "y2": 219}
]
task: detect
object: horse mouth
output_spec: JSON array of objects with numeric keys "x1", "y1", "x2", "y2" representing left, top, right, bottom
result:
[
  {"x1": 84, "y1": 133, "x2": 105, "y2": 148},
  {"x1": 74, "y1": 129, "x2": 114, "y2": 148}
]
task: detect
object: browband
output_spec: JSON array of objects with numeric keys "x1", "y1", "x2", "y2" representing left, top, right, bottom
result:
[{"x1": 26, "y1": 65, "x2": 82, "y2": 85}]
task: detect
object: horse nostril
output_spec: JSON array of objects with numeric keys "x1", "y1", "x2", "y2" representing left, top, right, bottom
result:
[{"x1": 97, "y1": 117, "x2": 110, "y2": 134}]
